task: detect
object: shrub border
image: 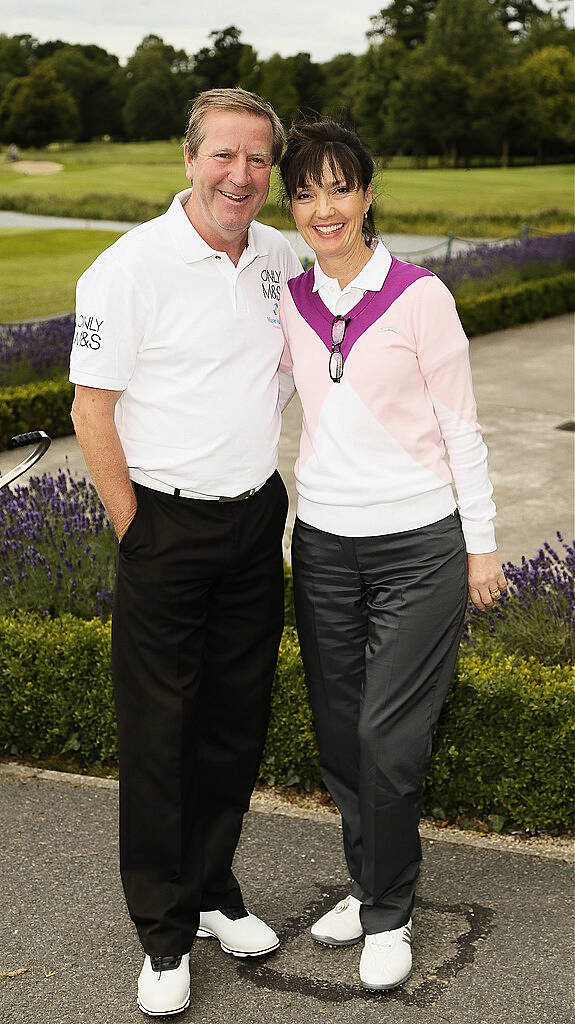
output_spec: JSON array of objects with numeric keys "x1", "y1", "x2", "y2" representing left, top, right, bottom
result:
[
  {"x1": 0, "y1": 376, "x2": 74, "y2": 450},
  {"x1": 0, "y1": 614, "x2": 573, "y2": 832}
]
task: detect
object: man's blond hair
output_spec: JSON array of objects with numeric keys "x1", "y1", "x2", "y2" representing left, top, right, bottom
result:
[{"x1": 184, "y1": 88, "x2": 285, "y2": 165}]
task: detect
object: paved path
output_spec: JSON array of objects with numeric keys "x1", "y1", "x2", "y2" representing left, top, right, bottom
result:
[
  {"x1": 0, "y1": 765, "x2": 573, "y2": 1024},
  {"x1": 2, "y1": 313, "x2": 572, "y2": 566}
]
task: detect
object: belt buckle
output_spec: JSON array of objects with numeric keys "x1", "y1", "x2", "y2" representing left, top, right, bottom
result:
[{"x1": 218, "y1": 487, "x2": 254, "y2": 503}]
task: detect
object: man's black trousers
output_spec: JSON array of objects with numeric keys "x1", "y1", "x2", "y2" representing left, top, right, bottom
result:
[
  {"x1": 291, "y1": 512, "x2": 468, "y2": 935},
  {"x1": 112, "y1": 473, "x2": 288, "y2": 956}
]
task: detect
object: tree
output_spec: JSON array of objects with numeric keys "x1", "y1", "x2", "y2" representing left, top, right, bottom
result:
[
  {"x1": 0, "y1": 33, "x2": 35, "y2": 78},
  {"x1": 259, "y1": 55, "x2": 300, "y2": 125},
  {"x1": 123, "y1": 78, "x2": 178, "y2": 141},
  {"x1": 319, "y1": 53, "x2": 361, "y2": 119},
  {"x1": 517, "y1": 9, "x2": 575, "y2": 54},
  {"x1": 193, "y1": 27, "x2": 246, "y2": 90},
  {"x1": 0, "y1": 64, "x2": 80, "y2": 146},
  {"x1": 285, "y1": 53, "x2": 325, "y2": 119},
  {"x1": 520, "y1": 45, "x2": 575, "y2": 159},
  {"x1": 124, "y1": 35, "x2": 187, "y2": 139},
  {"x1": 472, "y1": 66, "x2": 539, "y2": 163},
  {"x1": 367, "y1": 1, "x2": 437, "y2": 49},
  {"x1": 488, "y1": 0, "x2": 548, "y2": 38},
  {"x1": 387, "y1": 52, "x2": 474, "y2": 163},
  {"x1": 236, "y1": 44, "x2": 261, "y2": 93},
  {"x1": 130, "y1": 34, "x2": 191, "y2": 75},
  {"x1": 353, "y1": 38, "x2": 407, "y2": 153},
  {"x1": 37, "y1": 45, "x2": 126, "y2": 141},
  {"x1": 0, "y1": 34, "x2": 37, "y2": 107},
  {"x1": 426, "y1": 0, "x2": 511, "y2": 78}
]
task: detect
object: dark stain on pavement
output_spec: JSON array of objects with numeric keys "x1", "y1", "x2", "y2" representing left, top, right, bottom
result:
[{"x1": 235, "y1": 885, "x2": 496, "y2": 1006}]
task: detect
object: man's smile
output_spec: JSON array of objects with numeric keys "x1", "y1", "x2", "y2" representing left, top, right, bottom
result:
[{"x1": 219, "y1": 190, "x2": 251, "y2": 203}]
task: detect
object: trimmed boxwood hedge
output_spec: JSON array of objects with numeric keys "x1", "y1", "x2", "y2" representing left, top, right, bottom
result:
[
  {"x1": 0, "y1": 614, "x2": 573, "y2": 832},
  {"x1": 1, "y1": 272, "x2": 573, "y2": 449},
  {"x1": 457, "y1": 271, "x2": 575, "y2": 337},
  {"x1": 0, "y1": 376, "x2": 74, "y2": 449}
]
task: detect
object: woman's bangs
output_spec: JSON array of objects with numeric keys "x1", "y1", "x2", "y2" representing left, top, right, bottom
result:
[{"x1": 291, "y1": 143, "x2": 362, "y2": 195}]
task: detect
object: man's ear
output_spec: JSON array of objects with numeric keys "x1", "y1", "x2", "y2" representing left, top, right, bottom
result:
[{"x1": 184, "y1": 148, "x2": 194, "y2": 183}]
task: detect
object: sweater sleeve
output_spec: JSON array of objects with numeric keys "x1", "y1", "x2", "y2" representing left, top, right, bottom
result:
[{"x1": 413, "y1": 275, "x2": 497, "y2": 553}]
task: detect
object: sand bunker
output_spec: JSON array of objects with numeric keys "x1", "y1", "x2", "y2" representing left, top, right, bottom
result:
[{"x1": 9, "y1": 160, "x2": 63, "y2": 175}]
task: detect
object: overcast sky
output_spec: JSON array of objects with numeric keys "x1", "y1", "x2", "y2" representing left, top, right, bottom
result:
[{"x1": 3, "y1": 0, "x2": 572, "y2": 64}]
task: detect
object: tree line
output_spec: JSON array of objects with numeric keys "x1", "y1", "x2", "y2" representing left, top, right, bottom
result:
[{"x1": 0, "y1": 0, "x2": 573, "y2": 164}]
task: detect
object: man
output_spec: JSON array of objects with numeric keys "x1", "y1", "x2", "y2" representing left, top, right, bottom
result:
[{"x1": 70, "y1": 88, "x2": 301, "y2": 1017}]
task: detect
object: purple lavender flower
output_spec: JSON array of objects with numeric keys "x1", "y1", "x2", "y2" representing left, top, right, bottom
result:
[
  {"x1": 428, "y1": 233, "x2": 575, "y2": 292},
  {"x1": 463, "y1": 533, "x2": 575, "y2": 664},
  {"x1": 0, "y1": 313, "x2": 74, "y2": 387},
  {"x1": 0, "y1": 470, "x2": 115, "y2": 619}
]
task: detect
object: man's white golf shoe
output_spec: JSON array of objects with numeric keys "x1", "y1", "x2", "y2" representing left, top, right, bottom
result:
[
  {"x1": 196, "y1": 907, "x2": 279, "y2": 957},
  {"x1": 311, "y1": 894, "x2": 364, "y2": 946},
  {"x1": 359, "y1": 918, "x2": 413, "y2": 990},
  {"x1": 137, "y1": 953, "x2": 190, "y2": 1017}
]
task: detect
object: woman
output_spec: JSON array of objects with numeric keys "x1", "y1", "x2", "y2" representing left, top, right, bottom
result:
[{"x1": 278, "y1": 121, "x2": 507, "y2": 991}]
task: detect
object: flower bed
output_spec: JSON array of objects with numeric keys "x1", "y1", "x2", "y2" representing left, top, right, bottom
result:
[
  {"x1": 463, "y1": 534, "x2": 574, "y2": 666},
  {"x1": 429, "y1": 231, "x2": 575, "y2": 296},
  {"x1": 0, "y1": 472, "x2": 115, "y2": 619},
  {"x1": 0, "y1": 313, "x2": 74, "y2": 388}
]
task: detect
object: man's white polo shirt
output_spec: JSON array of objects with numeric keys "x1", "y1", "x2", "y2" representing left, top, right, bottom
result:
[{"x1": 70, "y1": 189, "x2": 301, "y2": 495}]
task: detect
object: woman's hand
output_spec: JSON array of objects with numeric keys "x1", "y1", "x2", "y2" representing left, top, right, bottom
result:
[{"x1": 467, "y1": 551, "x2": 508, "y2": 611}]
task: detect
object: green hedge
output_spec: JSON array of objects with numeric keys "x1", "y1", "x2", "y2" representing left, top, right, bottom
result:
[
  {"x1": 458, "y1": 271, "x2": 575, "y2": 337},
  {"x1": 0, "y1": 614, "x2": 573, "y2": 831},
  {"x1": 0, "y1": 376, "x2": 74, "y2": 449},
  {"x1": 0, "y1": 614, "x2": 117, "y2": 763},
  {"x1": 425, "y1": 651, "x2": 575, "y2": 831}
]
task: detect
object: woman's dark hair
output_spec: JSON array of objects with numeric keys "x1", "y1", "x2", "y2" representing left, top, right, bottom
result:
[{"x1": 279, "y1": 120, "x2": 377, "y2": 245}]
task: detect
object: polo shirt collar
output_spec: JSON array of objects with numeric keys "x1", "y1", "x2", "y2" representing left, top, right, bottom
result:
[
  {"x1": 165, "y1": 189, "x2": 269, "y2": 264},
  {"x1": 312, "y1": 239, "x2": 392, "y2": 294}
]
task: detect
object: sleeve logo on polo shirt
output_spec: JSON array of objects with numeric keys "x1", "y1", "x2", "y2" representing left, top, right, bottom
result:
[{"x1": 73, "y1": 313, "x2": 103, "y2": 351}]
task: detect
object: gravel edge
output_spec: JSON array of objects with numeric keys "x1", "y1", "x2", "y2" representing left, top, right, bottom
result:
[{"x1": 1, "y1": 761, "x2": 572, "y2": 865}]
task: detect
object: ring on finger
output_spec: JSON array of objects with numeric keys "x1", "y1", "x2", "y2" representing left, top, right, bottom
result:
[{"x1": 490, "y1": 588, "x2": 501, "y2": 598}]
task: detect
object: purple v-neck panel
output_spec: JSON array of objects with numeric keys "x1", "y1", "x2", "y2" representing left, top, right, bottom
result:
[{"x1": 287, "y1": 257, "x2": 434, "y2": 362}]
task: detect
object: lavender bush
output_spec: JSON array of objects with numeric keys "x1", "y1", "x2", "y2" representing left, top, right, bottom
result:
[
  {"x1": 429, "y1": 232, "x2": 575, "y2": 297},
  {"x1": 462, "y1": 533, "x2": 575, "y2": 666},
  {"x1": 0, "y1": 314, "x2": 74, "y2": 388},
  {"x1": 0, "y1": 471, "x2": 115, "y2": 620}
]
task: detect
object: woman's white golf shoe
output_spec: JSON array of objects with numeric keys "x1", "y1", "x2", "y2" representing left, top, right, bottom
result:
[
  {"x1": 359, "y1": 918, "x2": 413, "y2": 990},
  {"x1": 311, "y1": 894, "x2": 364, "y2": 946}
]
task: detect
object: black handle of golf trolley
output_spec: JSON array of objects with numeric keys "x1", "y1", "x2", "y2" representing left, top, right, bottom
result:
[{"x1": 0, "y1": 430, "x2": 52, "y2": 488}]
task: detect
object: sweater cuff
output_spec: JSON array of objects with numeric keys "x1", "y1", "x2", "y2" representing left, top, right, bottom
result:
[{"x1": 461, "y1": 517, "x2": 497, "y2": 554}]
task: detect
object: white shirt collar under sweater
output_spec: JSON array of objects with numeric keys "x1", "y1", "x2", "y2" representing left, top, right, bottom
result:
[{"x1": 312, "y1": 240, "x2": 393, "y2": 316}]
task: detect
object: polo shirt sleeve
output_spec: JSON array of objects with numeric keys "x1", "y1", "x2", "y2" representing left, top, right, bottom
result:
[
  {"x1": 70, "y1": 253, "x2": 150, "y2": 391},
  {"x1": 414, "y1": 275, "x2": 497, "y2": 554}
]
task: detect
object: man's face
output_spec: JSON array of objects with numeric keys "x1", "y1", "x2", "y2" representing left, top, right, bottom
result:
[{"x1": 184, "y1": 109, "x2": 274, "y2": 248}]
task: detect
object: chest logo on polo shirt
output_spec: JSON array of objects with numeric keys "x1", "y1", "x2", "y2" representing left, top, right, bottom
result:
[
  {"x1": 261, "y1": 268, "x2": 281, "y2": 326},
  {"x1": 261, "y1": 268, "x2": 281, "y2": 301},
  {"x1": 73, "y1": 313, "x2": 103, "y2": 351}
]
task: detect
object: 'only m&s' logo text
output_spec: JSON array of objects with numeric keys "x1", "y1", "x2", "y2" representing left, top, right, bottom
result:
[
  {"x1": 73, "y1": 314, "x2": 103, "y2": 350},
  {"x1": 261, "y1": 268, "x2": 281, "y2": 300}
]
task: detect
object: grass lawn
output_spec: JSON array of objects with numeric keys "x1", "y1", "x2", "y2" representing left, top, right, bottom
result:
[
  {"x1": 0, "y1": 228, "x2": 122, "y2": 321},
  {"x1": 0, "y1": 142, "x2": 572, "y2": 235}
]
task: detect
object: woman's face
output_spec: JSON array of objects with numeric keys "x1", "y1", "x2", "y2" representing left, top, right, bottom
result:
[{"x1": 290, "y1": 160, "x2": 372, "y2": 264}]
